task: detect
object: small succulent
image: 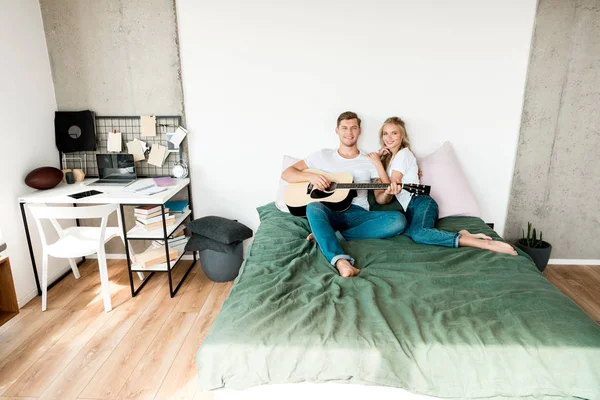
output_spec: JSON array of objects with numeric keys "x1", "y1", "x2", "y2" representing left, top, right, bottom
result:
[{"x1": 521, "y1": 222, "x2": 544, "y2": 248}]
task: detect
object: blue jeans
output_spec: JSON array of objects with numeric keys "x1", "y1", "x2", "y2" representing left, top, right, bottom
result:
[
  {"x1": 404, "y1": 195, "x2": 460, "y2": 248},
  {"x1": 306, "y1": 202, "x2": 407, "y2": 269}
]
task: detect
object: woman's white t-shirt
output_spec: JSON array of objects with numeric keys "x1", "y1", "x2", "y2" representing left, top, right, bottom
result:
[{"x1": 387, "y1": 148, "x2": 420, "y2": 211}]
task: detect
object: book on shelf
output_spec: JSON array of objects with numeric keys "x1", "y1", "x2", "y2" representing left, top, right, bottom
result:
[
  {"x1": 164, "y1": 200, "x2": 189, "y2": 214},
  {"x1": 134, "y1": 246, "x2": 179, "y2": 268},
  {"x1": 136, "y1": 213, "x2": 175, "y2": 225},
  {"x1": 135, "y1": 208, "x2": 169, "y2": 220},
  {"x1": 133, "y1": 205, "x2": 163, "y2": 215},
  {"x1": 135, "y1": 218, "x2": 176, "y2": 231},
  {"x1": 151, "y1": 236, "x2": 189, "y2": 248}
]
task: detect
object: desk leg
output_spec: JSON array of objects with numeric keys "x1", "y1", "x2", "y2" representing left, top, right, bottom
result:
[
  {"x1": 120, "y1": 204, "x2": 136, "y2": 297},
  {"x1": 20, "y1": 202, "x2": 41, "y2": 296},
  {"x1": 187, "y1": 184, "x2": 197, "y2": 264},
  {"x1": 73, "y1": 203, "x2": 85, "y2": 264},
  {"x1": 162, "y1": 205, "x2": 175, "y2": 298}
]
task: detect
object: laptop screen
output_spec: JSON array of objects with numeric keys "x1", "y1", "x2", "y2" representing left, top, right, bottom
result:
[{"x1": 96, "y1": 154, "x2": 137, "y2": 180}]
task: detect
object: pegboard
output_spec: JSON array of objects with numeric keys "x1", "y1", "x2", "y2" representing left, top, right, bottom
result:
[{"x1": 59, "y1": 115, "x2": 187, "y2": 178}]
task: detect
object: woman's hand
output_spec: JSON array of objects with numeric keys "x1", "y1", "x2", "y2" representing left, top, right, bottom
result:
[
  {"x1": 384, "y1": 182, "x2": 402, "y2": 196},
  {"x1": 368, "y1": 152, "x2": 383, "y2": 165},
  {"x1": 309, "y1": 173, "x2": 330, "y2": 191}
]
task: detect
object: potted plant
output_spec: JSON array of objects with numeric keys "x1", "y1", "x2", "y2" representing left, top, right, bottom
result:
[{"x1": 516, "y1": 222, "x2": 552, "y2": 272}]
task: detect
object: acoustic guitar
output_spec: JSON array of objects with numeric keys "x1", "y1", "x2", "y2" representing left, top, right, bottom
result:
[{"x1": 284, "y1": 169, "x2": 431, "y2": 217}]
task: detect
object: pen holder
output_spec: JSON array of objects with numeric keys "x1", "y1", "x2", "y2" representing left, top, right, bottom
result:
[{"x1": 65, "y1": 171, "x2": 75, "y2": 184}]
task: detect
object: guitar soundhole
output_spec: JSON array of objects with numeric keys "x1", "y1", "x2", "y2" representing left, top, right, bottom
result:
[
  {"x1": 310, "y1": 182, "x2": 337, "y2": 199},
  {"x1": 310, "y1": 190, "x2": 334, "y2": 199}
]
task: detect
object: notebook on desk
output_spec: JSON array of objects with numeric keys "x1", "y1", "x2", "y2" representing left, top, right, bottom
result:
[{"x1": 88, "y1": 154, "x2": 138, "y2": 186}]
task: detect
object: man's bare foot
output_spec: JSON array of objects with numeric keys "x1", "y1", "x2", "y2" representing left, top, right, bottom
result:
[
  {"x1": 485, "y1": 240, "x2": 518, "y2": 256},
  {"x1": 335, "y1": 259, "x2": 360, "y2": 277},
  {"x1": 459, "y1": 230, "x2": 492, "y2": 241},
  {"x1": 306, "y1": 233, "x2": 314, "y2": 241}
]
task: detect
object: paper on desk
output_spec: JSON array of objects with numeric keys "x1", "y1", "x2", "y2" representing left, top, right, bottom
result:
[
  {"x1": 126, "y1": 139, "x2": 145, "y2": 161},
  {"x1": 108, "y1": 131, "x2": 122, "y2": 152},
  {"x1": 148, "y1": 144, "x2": 167, "y2": 167},
  {"x1": 168, "y1": 126, "x2": 187, "y2": 148},
  {"x1": 141, "y1": 115, "x2": 157, "y2": 137}
]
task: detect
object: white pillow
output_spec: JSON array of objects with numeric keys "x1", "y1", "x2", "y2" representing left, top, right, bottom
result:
[
  {"x1": 275, "y1": 155, "x2": 300, "y2": 213},
  {"x1": 418, "y1": 142, "x2": 481, "y2": 219}
]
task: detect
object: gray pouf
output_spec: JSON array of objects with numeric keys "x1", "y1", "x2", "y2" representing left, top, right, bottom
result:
[{"x1": 198, "y1": 242, "x2": 243, "y2": 282}]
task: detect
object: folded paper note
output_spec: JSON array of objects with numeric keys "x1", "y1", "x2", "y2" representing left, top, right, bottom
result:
[
  {"x1": 148, "y1": 144, "x2": 167, "y2": 167},
  {"x1": 168, "y1": 126, "x2": 187, "y2": 148},
  {"x1": 126, "y1": 139, "x2": 145, "y2": 161},
  {"x1": 141, "y1": 115, "x2": 157, "y2": 137}
]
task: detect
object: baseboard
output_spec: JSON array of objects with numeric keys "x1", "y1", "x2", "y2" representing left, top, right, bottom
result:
[{"x1": 548, "y1": 259, "x2": 600, "y2": 266}]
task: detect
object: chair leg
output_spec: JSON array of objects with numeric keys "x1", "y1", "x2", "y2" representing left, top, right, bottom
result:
[
  {"x1": 97, "y1": 252, "x2": 112, "y2": 312},
  {"x1": 68, "y1": 258, "x2": 81, "y2": 279},
  {"x1": 41, "y1": 252, "x2": 49, "y2": 311}
]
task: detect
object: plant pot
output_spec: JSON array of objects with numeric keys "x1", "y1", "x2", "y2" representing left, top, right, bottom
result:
[{"x1": 516, "y1": 239, "x2": 552, "y2": 272}]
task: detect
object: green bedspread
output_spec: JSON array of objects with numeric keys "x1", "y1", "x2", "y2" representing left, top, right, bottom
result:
[{"x1": 197, "y1": 203, "x2": 600, "y2": 399}]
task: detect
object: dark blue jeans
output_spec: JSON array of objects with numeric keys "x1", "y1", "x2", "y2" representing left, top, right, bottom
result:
[
  {"x1": 306, "y1": 203, "x2": 407, "y2": 268},
  {"x1": 404, "y1": 195, "x2": 460, "y2": 248}
]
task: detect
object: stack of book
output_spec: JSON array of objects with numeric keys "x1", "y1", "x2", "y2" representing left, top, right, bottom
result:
[
  {"x1": 151, "y1": 225, "x2": 188, "y2": 249},
  {"x1": 164, "y1": 200, "x2": 189, "y2": 215},
  {"x1": 134, "y1": 205, "x2": 175, "y2": 231},
  {"x1": 134, "y1": 246, "x2": 179, "y2": 269}
]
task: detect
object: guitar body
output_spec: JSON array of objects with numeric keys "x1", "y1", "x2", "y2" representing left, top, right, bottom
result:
[{"x1": 284, "y1": 170, "x2": 356, "y2": 217}]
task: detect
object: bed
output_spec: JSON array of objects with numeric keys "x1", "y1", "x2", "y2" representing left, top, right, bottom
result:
[{"x1": 197, "y1": 203, "x2": 600, "y2": 399}]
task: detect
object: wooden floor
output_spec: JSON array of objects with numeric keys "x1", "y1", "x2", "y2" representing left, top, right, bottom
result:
[
  {"x1": 0, "y1": 259, "x2": 228, "y2": 400},
  {"x1": 544, "y1": 264, "x2": 600, "y2": 323},
  {"x1": 0, "y1": 262, "x2": 598, "y2": 400}
]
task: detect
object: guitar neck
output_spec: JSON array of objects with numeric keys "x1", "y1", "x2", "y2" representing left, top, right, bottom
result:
[{"x1": 335, "y1": 183, "x2": 392, "y2": 190}]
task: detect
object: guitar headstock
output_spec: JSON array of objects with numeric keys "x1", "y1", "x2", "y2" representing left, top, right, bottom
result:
[{"x1": 403, "y1": 183, "x2": 431, "y2": 196}]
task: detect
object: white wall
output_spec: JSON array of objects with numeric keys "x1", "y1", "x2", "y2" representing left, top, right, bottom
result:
[
  {"x1": 0, "y1": 0, "x2": 66, "y2": 307},
  {"x1": 177, "y1": 0, "x2": 537, "y2": 235}
]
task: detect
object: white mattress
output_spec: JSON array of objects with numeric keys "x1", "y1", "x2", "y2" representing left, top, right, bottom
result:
[{"x1": 213, "y1": 382, "x2": 440, "y2": 400}]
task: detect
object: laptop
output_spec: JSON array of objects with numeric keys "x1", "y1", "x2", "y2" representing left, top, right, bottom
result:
[{"x1": 88, "y1": 154, "x2": 137, "y2": 186}]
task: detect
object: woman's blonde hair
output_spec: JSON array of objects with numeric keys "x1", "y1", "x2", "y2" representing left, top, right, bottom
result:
[{"x1": 378, "y1": 117, "x2": 414, "y2": 171}]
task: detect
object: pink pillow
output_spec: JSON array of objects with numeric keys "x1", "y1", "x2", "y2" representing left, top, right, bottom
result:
[
  {"x1": 275, "y1": 155, "x2": 300, "y2": 213},
  {"x1": 418, "y1": 142, "x2": 481, "y2": 219}
]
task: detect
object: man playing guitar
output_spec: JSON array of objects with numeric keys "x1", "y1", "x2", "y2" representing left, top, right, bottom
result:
[{"x1": 282, "y1": 111, "x2": 405, "y2": 277}]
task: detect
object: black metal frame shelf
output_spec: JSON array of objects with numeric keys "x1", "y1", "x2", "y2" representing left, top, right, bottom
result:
[{"x1": 119, "y1": 183, "x2": 196, "y2": 298}]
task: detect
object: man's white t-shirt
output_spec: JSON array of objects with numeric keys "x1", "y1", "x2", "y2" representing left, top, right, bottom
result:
[
  {"x1": 304, "y1": 149, "x2": 378, "y2": 210},
  {"x1": 388, "y1": 148, "x2": 420, "y2": 211}
]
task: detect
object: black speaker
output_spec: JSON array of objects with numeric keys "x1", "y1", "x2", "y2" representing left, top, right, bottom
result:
[{"x1": 55, "y1": 110, "x2": 97, "y2": 153}]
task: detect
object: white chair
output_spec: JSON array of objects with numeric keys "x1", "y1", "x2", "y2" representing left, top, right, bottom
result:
[{"x1": 29, "y1": 203, "x2": 126, "y2": 312}]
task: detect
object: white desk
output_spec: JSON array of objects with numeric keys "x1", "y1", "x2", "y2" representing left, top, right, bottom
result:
[
  {"x1": 19, "y1": 178, "x2": 190, "y2": 205},
  {"x1": 19, "y1": 178, "x2": 196, "y2": 298}
]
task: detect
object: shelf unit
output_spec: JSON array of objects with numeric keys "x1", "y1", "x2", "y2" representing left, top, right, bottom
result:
[
  {"x1": 120, "y1": 184, "x2": 196, "y2": 298},
  {"x1": 127, "y1": 209, "x2": 191, "y2": 239},
  {"x1": 131, "y1": 239, "x2": 189, "y2": 272}
]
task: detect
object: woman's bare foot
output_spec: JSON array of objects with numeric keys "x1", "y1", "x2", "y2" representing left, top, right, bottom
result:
[
  {"x1": 335, "y1": 259, "x2": 360, "y2": 277},
  {"x1": 459, "y1": 235, "x2": 518, "y2": 255},
  {"x1": 484, "y1": 240, "x2": 518, "y2": 256},
  {"x1": 459, "y1": 230, "x2": 492, "y2": 241},
  {"x1": 306, "y1": 233, "x2": 314, "y2": 241}
]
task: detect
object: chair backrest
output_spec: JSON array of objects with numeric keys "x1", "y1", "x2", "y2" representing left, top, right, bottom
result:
[{"x1": 29, "y1": 204, "x2": 121, "y2": 248}]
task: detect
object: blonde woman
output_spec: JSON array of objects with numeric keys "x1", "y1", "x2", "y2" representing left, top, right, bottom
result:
[{"x1": 369, "y1": 117, "x2": 517, "y2": 255}]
